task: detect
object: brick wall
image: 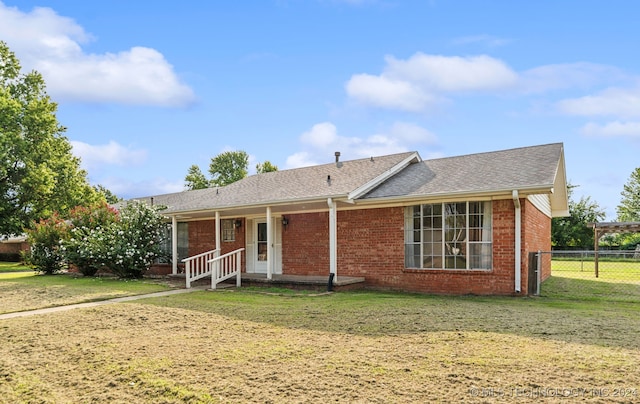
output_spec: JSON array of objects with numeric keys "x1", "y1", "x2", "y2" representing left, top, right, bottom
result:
[
  {"x1": 182, "y1": 200, "x2": 551, "y2": 295},
  {"x1": 282, "y1": 212, "x2": 330, "y2": 275},
  {"x1": 188, "y1": 219, "x2": 246, "y2": 268},
  {"x1": 0, "y1": 241, "x2": 29, "y2": 254},
  {"x1": 522, "y1": 199, "x2": 552, "y2": 284}
]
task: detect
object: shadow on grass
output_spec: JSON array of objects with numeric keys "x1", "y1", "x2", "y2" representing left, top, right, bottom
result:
[{"x1": 139, "y1": 287, "x2": 640, "y2": 351}]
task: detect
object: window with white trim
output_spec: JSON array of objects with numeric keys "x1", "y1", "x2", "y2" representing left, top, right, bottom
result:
[
  {"x1": 157, "y1": 222, "x2": 189, "y2": 263},
  {"x1": 221, "y1": 219, "x2": 235, "y2": 242},
  {"x1": 405, "y1": 201, "x2": 492, "y2": 270}
]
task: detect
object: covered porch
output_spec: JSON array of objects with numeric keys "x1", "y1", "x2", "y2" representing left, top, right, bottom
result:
[{"x1": 168, "y1": 199, "x2": 345, "y2": 290}]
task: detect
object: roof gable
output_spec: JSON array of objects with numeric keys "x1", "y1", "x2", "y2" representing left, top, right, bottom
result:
[{"x1": 361, "y1": 143, "x2": 567, "y2": 213}]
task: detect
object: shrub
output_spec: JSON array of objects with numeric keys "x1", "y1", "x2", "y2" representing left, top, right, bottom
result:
[
  {"x1": 23, "y1": 214, "x2": 68, "y2": 274},
  {"x1": 100, "y1": 201, "x2": 167, "y2": 278},
  {"x1": 64, "y1": 202, "x2": 119, "y2": 276}
]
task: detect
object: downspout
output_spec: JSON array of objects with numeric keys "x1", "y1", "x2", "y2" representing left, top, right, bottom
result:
[
  {"x1": 327, "y1": 198, "x2": 337, "y2": 283},
  {"x1": 512, "y1": 190, "x2": 521, "y2": 293}
]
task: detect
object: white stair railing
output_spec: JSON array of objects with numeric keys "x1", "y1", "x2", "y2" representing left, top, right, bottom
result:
[
  {"x1": 182, "y1": 249, "x2": 219, "y2": 289},
  {"x1": 209, "y1": 248, "x2": 245, "y2": 290}
]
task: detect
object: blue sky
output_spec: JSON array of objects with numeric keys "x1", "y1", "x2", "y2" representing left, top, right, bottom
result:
[{"x1": 2, "y1": 1, "x2": 639, "y2": 220}]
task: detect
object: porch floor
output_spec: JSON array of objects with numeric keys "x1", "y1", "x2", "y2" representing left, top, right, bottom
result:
[
  {"x1": 242, "y1": 273, "x2": 364, "y2": 286},
  {"x1": 168, "y1": 273, "x2": 366, "y2": 291}
]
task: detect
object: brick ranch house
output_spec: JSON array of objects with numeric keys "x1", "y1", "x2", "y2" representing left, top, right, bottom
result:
[{"x1": 142, "y1": 143, "x2": 568, "y2": 295}]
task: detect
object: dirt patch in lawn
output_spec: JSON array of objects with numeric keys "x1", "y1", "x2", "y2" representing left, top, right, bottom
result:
[{"x1": 1, "y1": 297, "x2": 639, "y2": 403}]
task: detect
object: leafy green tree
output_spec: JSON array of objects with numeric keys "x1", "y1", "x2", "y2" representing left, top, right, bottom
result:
[
  {"x1": 0, "y1": 41, "x2": 99, "y2": 235},
  {"x1": 613, "y1": 167, "x2": 640, "y2": 248},
  {"x1": 209, "y1": 150, "x2": 249, "y2": 186},
  {"x1": 552, "y1": 184, "x2": 606, "y2": 248},
  {"x1": 94, "y1": 185, "x2": 121, "y2": 204},
  {"x1": 256, "y1": 160, "x2": 278, "y2": 173},
  {"x1": 184, "y1": 164, "x2": 210, "y2": 190},
  {"x1": 184, "y1": 151, "x2": 250, "y2": 190},
  {"x1": 617, "y1": 167, "x2": 640, "y2": 222}
]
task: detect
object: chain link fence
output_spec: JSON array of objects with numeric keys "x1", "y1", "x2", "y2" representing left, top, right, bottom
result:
[{"x1": 537, "y1": 250, "x2": 640, "y2": 302}]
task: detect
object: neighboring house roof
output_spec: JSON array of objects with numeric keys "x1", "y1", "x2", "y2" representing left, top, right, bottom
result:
[{"x1": 135, "y1": 143, "x2": 568, "y2": 218}]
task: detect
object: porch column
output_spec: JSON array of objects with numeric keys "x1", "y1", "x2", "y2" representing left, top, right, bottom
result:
[
  {"x1": 328, "y1": 198, "x2": 337, "y2": 282},
  {"x1": 215, "y1": 211, "x2": 221, "y2": 252},
  {"x1": 266, "y1": 206, "x2": 272, "y2": 280},
  {"x1": 171, "y1": 215, "x2": 178, "y2": 275}
]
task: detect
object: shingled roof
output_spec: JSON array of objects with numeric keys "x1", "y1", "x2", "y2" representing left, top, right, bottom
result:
[
  {"x1": 362, "y1": 143, "x2": 565, "y2": 199},
  {"x1": 136, "y1": 143, "x2": 567, "y2": 217},
  {"x1": 139, "y1": 151, "x2": 419, "y2": 215}
]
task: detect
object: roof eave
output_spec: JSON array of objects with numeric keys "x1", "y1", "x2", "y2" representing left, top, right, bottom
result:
[{"x1": 354, "y1": 184, "x2": 556, "y2": 206}]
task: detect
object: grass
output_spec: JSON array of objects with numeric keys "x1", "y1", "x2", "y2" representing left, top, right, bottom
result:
[
  {"x1": 551, "y1": 259, "x2": 640, "y2": 282},
  {"x1": 0, "y1": 261, "x2": 31, "y2": 273},
  {"x1": 540, "y1": 259, "x2": 640, "y2": 302},
  {"x1": 0, "y1": 272, "x2": 173, "y2": 314},
  {"x1": 1, "y1": 275, "x2": 640, "y2": 402}
]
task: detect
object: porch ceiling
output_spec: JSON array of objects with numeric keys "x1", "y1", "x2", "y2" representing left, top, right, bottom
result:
[{"x1": 168, "y1": 199, "x2": 338, "y2": 220}]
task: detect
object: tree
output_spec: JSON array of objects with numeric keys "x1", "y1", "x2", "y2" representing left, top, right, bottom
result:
[
  {"x1": 614, "y1": 167, "x2": 640, "y2": 248},
  {"x1": 209, "y1": 150, "x2": 249, "y2": 186},
  {"x1": 0, "y1": 41, "x2": 99, "y2": 235},
  {"x1": 617, "y1": 167, "x2": 640, "y2": 222},
  {"x1": 184, "y1": 164, "x2": 210, "y2": 190},
  {"x1": 256, "y1": 160, "x2": 278, "y2": 173},
  {"x1": 184, "y1": 151, "x2": 250, "y2": 190},
  {"x1": 94, "y1": 185, "x2": 121, "y2": 204},
  {"x1": 552, "y1": 184, "x2": 606, "y2": 248}
]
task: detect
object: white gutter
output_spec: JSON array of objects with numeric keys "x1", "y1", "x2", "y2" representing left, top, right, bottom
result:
[
  {"x1": 512, "y1": 190, "x2": 521, "y2": 293},
  {"x1": 327, "y1": 198, "x2": 337, "y2": 281}
]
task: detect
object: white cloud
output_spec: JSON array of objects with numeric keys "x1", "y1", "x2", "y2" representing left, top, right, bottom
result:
[
  {"x1": 286, "y1": 121, "x2": 439, "y2": 168},
  {"x1": 300, "y1": 122, "x2": 340, "y2": 148},
  {"x1": 556, "y1": 87, "x2": 640, "y2": 118},
  {"x1": 388, "y1": 122, "x2": 438, "y2": 144},
  {"x1": 581, "y1": 121, "x2": 640, "y2": 138},
  {"x1": 286, "y1": 152, "x2": 320, "y2": 168},
  {"x1": 346, "y1": 74, "x2": 434, "y2": 111},
  {"x1": 345, "y1": 53, "x2": 517, "y2": 112},
  {"x1": 520, "y1": 63, "x2": 625, "y2": 94},
  {"x1": 99, "y1": 177, "x2": 184, "y2": 199},
  {"x1": 384, "y1": 53, "x2": 518, "y2": 92},
  {"x1": 0, "y1": 2, "x2": 195, "y2": 107},
  {"x1": 71, "y1": 140, "x2": 147, "y2": 170}
]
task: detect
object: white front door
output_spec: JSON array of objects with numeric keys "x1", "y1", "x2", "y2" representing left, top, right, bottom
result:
[{"x1": 255, "y1": 220, "x2": 269, "y2": 273}]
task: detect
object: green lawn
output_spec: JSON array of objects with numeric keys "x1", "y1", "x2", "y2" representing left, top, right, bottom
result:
[
  {"x1": 0, "y1": 260, "x2": 31, "y2": 273},
  {"x1": 0, "y1": 272, "x2": 173, "y2": 314},
  {"x1": 541, "y1": 259, "x2": 640, "y2": 302},
  {"x1": 1, "y1": 281, "x2": 639, "y2": 402},
  {"x1": 552, "y1": 259, "x2": 640, "y2": 282}
]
